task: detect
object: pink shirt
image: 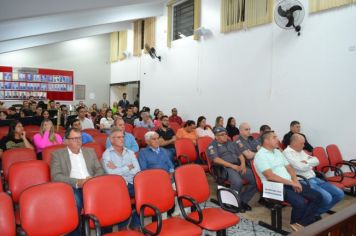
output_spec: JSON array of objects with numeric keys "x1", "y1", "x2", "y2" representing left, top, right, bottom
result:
[{"x1": 33, "y1": 131, "x2": 63, "y2": 153}]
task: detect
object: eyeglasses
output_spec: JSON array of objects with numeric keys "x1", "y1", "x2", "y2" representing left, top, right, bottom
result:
[
  {"x1": 151, "y1": 137, "x2": 159, "y2": 141},
  {"x1": 112, "y1": 136, "x2": 124, "y2": 139},
  {"x1": 67, "y1": 137, "x2": 82, "y2": 142}
]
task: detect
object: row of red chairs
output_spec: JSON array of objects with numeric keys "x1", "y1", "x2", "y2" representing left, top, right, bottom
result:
[{"x1": 0, "y1": 164, "x2": 240, "y2": 236}]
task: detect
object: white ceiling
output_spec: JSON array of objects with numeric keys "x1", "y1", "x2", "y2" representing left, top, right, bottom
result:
[{"x1": 0, "y1": 0, "x2": 165, "y2": 53}]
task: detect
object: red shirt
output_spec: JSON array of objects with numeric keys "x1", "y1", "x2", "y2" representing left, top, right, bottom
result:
[{"x1": 169, "y1": 115, "x2": 183, "y2": 125}]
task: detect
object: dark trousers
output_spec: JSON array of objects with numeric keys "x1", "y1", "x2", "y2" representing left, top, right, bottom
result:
[
  {"x1": 68, "y1": 188, "x2": 83, "y2": 236},
  {"x1": 284, "y1": 183, "x2": 323, "y2": 226}
]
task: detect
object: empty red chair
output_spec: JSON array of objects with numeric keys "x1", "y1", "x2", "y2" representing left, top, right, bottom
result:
[
  {"x1": 174, "y1": 164, "x2": 240, "y2": 235},
  {"x1": 83, "y1": 175, "x2": 143, "y2": 236},
  {"x1": 0, "y1": 192, "x2": 16, "y2": 236},
  {"x1": 82, "y1": 128, "x2": 101, "y2": 136},
  {"x1": 92, "y1": 133, "x2": 108, "y2": 149},
  {"x1": 125, "y1": 123, "x2": 134, "y2": 133},
  {"x1": 24, "y1": 125, "x2": 40, "y2": 133},
  {"x1": 326, "y1": 144, "x2": 356, "y2": 178},
  {"x1": 19, "y1": 182, "x2": 78, "y2": 236},
  {"x1": 83, "y1": 142, "x2": 105, "y2": 161},
  {"x1": 175, "y1": 138, "x2": 197, "y2": 165},
  {"x1": 133, "y1": 127, "x2": 149, "y2": 148},
  {"x1": 169, "y1": 122, "x2": 181, "y2": 133},
  {"x1": 2, "y1": 148, "x2": 37, "y2": 181},
  {"x1": 197, "y1": 137, "x2": 213, "y2": 172},
  {"x1": 134, "y1": 169, "x2": 202, "y2": 236},
  {"x1": 42, "y1": 144, "x2": 66, "y2": 166}
]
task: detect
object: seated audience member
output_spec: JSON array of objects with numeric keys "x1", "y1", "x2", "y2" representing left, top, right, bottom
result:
[
  {"x1": 176, "y1": 120, "x2": 198, "y2": 145},
  {"x1": 123, "y1": 105, "x2": 136, "y2": 125},
  {"x1": 106, "y1": 117, "x2": 139, "y2": 152},
  {"x1": 102, "y1": 128, "x2": 140, "y2": 230},
  {"x1": 100, "y1": 109, "x2": 114, "y2": 134},
  {"x1": 33, "y1": 119, "x2": 63, "y2": 157},
  {"x1": 0, "y1": 111, "x2": 7, "y2": 120},
  {"x1": 195, "y1": 116, "x2": 214, "y2": 139},
  {"x1": 70, "y1": 119, "x2": 94, "y2": 144},
  {"x1": 21, "y1": 100, "x2": 32, "y2": 116},
  {"x1": 51, "y1": 128, "x2": 104, "y2": 236},
  {"x1": 254, "y1": 131, "x2": 322, "y2": 230},
  {"x1": 28, "y1": 102, "x2": 37, "y2": 116},
  {"x1": 0, "y1": 120, "x2": 35, "y2": 159},
  {"x1": 168, "y1": 108, "x2": 183, "y2": 126},
  {"x1": 134, "y1": 111, "x2": 154, "y2": 130},
  {"x1": 90, "y1": 103, "x2": 98, "y2": 112},
  {"x1": 236, "y1": 122, "x2": 260, "y2": 163},
  {"x1": 35, "y1": 106, "x2": 43, "y2": 117},
  {"x1": 7, "y1": 107, "x2": 19, "y2": 119},
  {"x1": 153, "y1": 110, "x2": 163, "y2": 127},
  {"x1": 132, "y1": 106, "x2": 139, "y2": 117},
  {"x1": 255, "y1": 124, "x2": 272, "y2": 145},
  {"x1": 226, "y1": 117, "x2": 240, "y2": 140},
  {"x1": 111, "y1": 101, "x2": 119, "y2": 114},
  {"x1": 283, "y1": 134, "x2": 344, "y2": 218},
  {"x1": 94, "y1": 108, "x2": 106, "y2": 129},
  {"x1": 139, "y1": 131, "x2": 175, "y2": 174},
  {"x1": 283, "y1": 121, "x2": 313, "y2": 152},
  {"x1": 213, "y1": 116, "x2": 224, "y2": 130},
  {"x1": 156, "y1": 115, "x2": 176, "y2": 162},
  {"x1": 76, "y1": 106, "x2": 95, "y2": 129},
  {"x1": 42, "y1": 110, "x2": 50, "y2": 120},
  {"x1": 206, "y1": 127, "x2": 257, "y2": 212}
]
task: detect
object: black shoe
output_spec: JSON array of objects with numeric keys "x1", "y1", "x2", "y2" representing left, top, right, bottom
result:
[
  {"x1": 314, "y1": 215, "x2": 322, "y2": 222},
  {"x1": 241, "y1": 202, "x2": 252, "y2": 211},
  {"x1": 236, "y1": 207, "x2": 246, "y2": 213}
]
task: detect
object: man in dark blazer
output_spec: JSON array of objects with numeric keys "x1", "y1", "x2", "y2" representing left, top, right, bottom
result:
[{"x1": 51, "y1": 127, "x2": 104, "y2": 236}]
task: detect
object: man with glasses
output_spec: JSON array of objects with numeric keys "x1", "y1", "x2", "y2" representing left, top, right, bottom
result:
[
  {"x1": 206, "y1": 127, "x2": 257, "y2": 212},
  {"x1": 168, "y1": 108, "x2": 183, "y2": 126},
  {"x1": 51, "y1": 128, "x2": 104, "y2": 236}
]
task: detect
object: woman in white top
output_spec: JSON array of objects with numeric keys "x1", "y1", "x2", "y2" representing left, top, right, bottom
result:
[
  {"x1": 100, "y1": 109, "x2": 114, "y2": 134},
  {"x1": 195, "y1": 116, "x2": 215, "y2": 139}
]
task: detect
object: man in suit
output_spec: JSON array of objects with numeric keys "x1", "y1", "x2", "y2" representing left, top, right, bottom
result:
[
  {"x1": 118, "y1": 92, "x2": 130, "y2": 110},
  {"x1": 51, "y1": 127, "x2": 104, "y2": 236}
]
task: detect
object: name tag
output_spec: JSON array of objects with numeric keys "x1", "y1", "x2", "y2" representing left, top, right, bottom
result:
[{"x1": 262, "y1": 181, "x2": 284, "y2": 201}]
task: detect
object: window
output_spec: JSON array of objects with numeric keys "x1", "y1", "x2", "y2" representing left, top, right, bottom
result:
[{"x1": 173, "y1": 0, "x2": 194, "y2": 40}]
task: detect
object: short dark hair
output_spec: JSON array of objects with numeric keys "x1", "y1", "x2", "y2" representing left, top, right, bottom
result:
[
  {"x1": 260, "y1": 130, "x2": 275, "y2": 145},
  {"x1": 184, "y1": 120, "x2": 195, "y2": 127},
  {"x1": 123, "y1": 93, "x2": 127, "y2": 96},
  {"x1": 259, "y1": 124, "x2": 271, "y2": 133},
  {"x1": 65, "y1": 127, "x2": 81, "y2": 139},
  {"x1": 70, "y1": 118, "x2": 80, "y2": 127},
  {"x1": 290, "y1": 121, "x2": 300, "y2": 127},
  {"x1": 8, "y1": 120, "x2": 22, "y2": 139},
  {"x1": 197, "y1": 116, "x2": 206, "y2": 127},
  {"x1": 161, "y1": 115, "x2": 168, "y2": 120},
  {"x1": 76, "y1": 106, "x2": 85, "y2": 113}
]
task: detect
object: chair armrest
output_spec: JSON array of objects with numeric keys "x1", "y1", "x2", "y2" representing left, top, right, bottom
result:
[
  {"x1": 338, "y1": 161, "x2": 356, "y2": 177},
  {"x1": 216, "y1": 187, "x2": 240, "y2": 213},
  {"x1": 139, "y1": 204, "x2": 162, "y2": 236},
  {"x1": 321, "y1": 165, "x2": 345, "y2": 182},
  {"x1": 177, "y1": 195, "x2": 202, "y2": 224},
  {"x1": 296, "y1": 174, "x2": 310, "y2": 188},
  {"x1": 84, "y1": 214, "x2": 101, "y2": 236},
  {"x1": 314, "y1": 170, "x2": 326, "y2": 180},
  {"x1": 177, "y1": 154, "x2": 190, "y2": 165}
]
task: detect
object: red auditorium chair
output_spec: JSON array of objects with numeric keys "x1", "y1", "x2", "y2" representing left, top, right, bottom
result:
[
  {"x1": 251, "y1": 132, "x2": 260, "y2": 139},
  {"x1": 83, "y1": 142, "x2": 105, "y2": 161},
  {"x1": 175, "y1": 138, "x2": 198, "y2": 165},
  {"x1": 19, "y1": 182, "x2": 78, "y2": 236},
  {"x1": 42, "y1": 144, "x2": 66, "y2": 166},
  {"x1": 197, "y1": 136, "x2": 213, "y2": 173},
  {"x1": 133, "y1": 127, "x2": 149, "y2": 148},
  {"x1": 134, "y1": 169, "x2": 202, "y2": 236},
  {"x1": 8, "y1": 160, "x2": 50, "y2": 224},
  {"x1": 82, "y1": 175, "x2": 143, "y2": 236},
  {"x1": 174, "y1": 164, "x2": 240, "y2": 236},
  {"x1": 83, "y1": 128, "x2": 101, "y2": 136},
  {"x1": 124, "y1": 123, "x2": 134, "y2": 133},
  {"x1": 0, "y1": 192, "x2": 16, "y2": 236},
  {"x1": 326, "y1": 144, "x2": 356, "y2": 178},
  {"x1": 92, "y1": 133, "x2": 108, "y2": 149},
  {"x1": 23, "y1": 125, "x2": 40, "y2": 133},
  {"x1": 169, "y1": 122, "x2": 181, "y2": 133},
  {"x1": 2, "y1": 148, "x2": 37, "y2": 181}
]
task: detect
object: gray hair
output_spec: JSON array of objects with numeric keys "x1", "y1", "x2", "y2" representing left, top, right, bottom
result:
[
  {"x1": 144, "y1": 131, "x2": 158, "y2": 141},
  {"x1": 109, "y1": 127, "x2": 124, "y2": 137}
]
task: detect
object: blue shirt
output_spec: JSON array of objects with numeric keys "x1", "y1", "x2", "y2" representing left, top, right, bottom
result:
[
  {"x1": 138, "y1": 146, "x2": 174, "y2": 173},
  {"x1": 101, "y1": 146, "x2": 140, "y2": 184},
  {"x1": 106, "y1": 132, "x2": 139, "y2": 153},
  {"x1": 82, "y1": 132, "x2": 93, "y2": 144}
]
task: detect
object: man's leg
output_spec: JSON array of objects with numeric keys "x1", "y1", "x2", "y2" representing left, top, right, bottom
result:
[
  {"x1": 226, "y1": 168, "x2": 244, "y2": 204},
  {"x1": 284, "y1": 185, "x2": 307, "y2": 225},
  {"x1": 297, "y1": 183, "x2": 323, "y2": 226},
  {"x1": 127, "y1": 183, "x2": 141, "y2": 228},
  {"x1": 240, "y1": 167, "x2": 258, "y2": 205},
  {"x1": 68, "y1": 188, "x2": 83, "y2": 236}
]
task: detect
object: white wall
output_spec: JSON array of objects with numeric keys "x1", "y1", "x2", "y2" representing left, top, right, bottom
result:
[
  {"x1": 111, "y1": 0, "x2": 356, "y2": 158},
  {"x1": 0, "y1": 34, "x2": 111, "y2": 106}
]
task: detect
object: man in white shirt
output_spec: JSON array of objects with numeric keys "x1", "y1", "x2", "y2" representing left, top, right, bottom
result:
[
  {"x1": 77, "y1": 106, "x2": 94, "y2": 129},
  {"x1": 51, "y1": 128, "x2": 104, "y2": 236},
  {"x1": 283, "y1": 133, "x2": 344, "y2": 217}
]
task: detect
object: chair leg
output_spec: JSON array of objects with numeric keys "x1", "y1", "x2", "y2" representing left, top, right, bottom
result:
[
  {"x1": 216, "y1": 229, "x2": 226, "y2": 236},
  {"x1": 258, "y1": 204, "x2": 289, "y2": 235}
]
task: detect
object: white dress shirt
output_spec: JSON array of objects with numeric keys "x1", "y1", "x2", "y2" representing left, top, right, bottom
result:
[
  {"x1": 80, "y1": 117, "x2": 94, "y2": 129},
  {"x1": 68, "y1": 148, "x2": 90, "y2": 179},
  {"x1": 283, "y1": 146, "x2": 319, "y2": 179}
]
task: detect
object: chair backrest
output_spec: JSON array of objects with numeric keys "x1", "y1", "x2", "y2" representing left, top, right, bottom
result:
[
  {"x1": 174, "y1": 164, "x2": 210, "y2": 207},
  {"x1": 169, "y1": 122, "x2": 181, "y2": 133},
  {"x1": 0, "y1": 193, "x2": 16, "y2": 236},
  {"x1": 83, "y1": 175, "x2": 132, "y2": 227},
  {"x1": 134, "y1": 169, "x2": 175, "y2": 216},
  {"x1": 251, "y1": 132, "x2": 260, "y2": 139},
  {"x1": 83, "y1": 128, "x2": 101, "y2": 136},
  {"x1": 92, "y1": 133, "x2": 108, "y2": 149},
  {"x1": 197, "y1": 136, "x2": 213, "y2": 161},
  {"x1": 19, "y1": 182, "x2": 78, "y2": 236},
  {"x1": 24, "y1": 125, "x2": 40, "y2": 133},
  {"x1": 232, "y1": 135, "x2": 239, "y2": 142},
  {"x1": 133, "y1": 127, "x2": 149, "y2": 147},
  {"x1": 326, "y1": 144, "x2": 343, "y2": 167},
  {"x1": 251, "y1": 160, "x2": 263, "y2": 193},
  {"x1": 42, "y1": 144, "x2": 66, "y2": 166},
  {"x1": 2, "y1": 148, "x2": 37, "y2": 180},
  {"x1": 8, "y1": 160, "x2": 50, "y2": 203},
  {"x1": 124, "y1": 123, "x2": 134, "y2": 133},
  {"x1": 278, "y1": 141, "x2": 286, "y2": 150},
  {"x1": 312, "y1": 147, "x2": 330, "y2": 173},
  {"x1": 83, "y1": 142, "x2": 105, "y2": 161},
  {"x1": 175, "y1": 138, "x2": 197, "y2": 164}
]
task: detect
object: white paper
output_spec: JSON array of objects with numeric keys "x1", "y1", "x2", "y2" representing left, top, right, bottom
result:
[
  {"x1": 262, "y1": 181, "x2": 284, "y2": 201},
  {"x1": 217, "y1": 185, "x2": 239, "y2": 207}
]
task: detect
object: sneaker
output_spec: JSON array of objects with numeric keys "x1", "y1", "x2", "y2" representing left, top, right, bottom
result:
[{"x1": 241, "y1": 202, "x2": 252, "y2": 211}]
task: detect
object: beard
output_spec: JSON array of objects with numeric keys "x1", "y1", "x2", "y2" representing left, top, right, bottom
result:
[{"x1": 162, "y1": 123, "x2": 169, "y2": 128}]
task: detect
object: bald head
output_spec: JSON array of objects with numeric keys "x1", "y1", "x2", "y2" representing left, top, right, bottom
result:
[
  {"x1": 290, "y1": 133, "x2": 305, "y2": 152},
  {"x1": 239, "y1": 122, "x2": 251, "y2": 138}
]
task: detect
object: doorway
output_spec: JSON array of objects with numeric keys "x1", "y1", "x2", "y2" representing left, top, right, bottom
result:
[{"x1": 110, "y1": 81, "x2": 140, "y2": 109}]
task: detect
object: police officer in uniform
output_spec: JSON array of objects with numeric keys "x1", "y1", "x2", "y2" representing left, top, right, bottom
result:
[
  {"x1": 236, "y1": 122, "x2": 261, "y2": 166},
  {"x1": 206, "y1": 127, "x2": 257, "y2": 212}
]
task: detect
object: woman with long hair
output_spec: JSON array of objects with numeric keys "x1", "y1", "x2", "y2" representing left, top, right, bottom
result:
[
  {"x1": 33, "y1": 119, "x2": 62, "y2": 155},
  {"x1": 213, "y1": 116, "x2": 224, "y2": 130},
  {"x1": 100, "y1": 108, "x2": 114, "y2": 134},
  {"x1": 226, "y1": 117, "x2": 240, "y2": 139},
  {"x1": 195, "y1": 116, "x2": 214, "y2": 139}
]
